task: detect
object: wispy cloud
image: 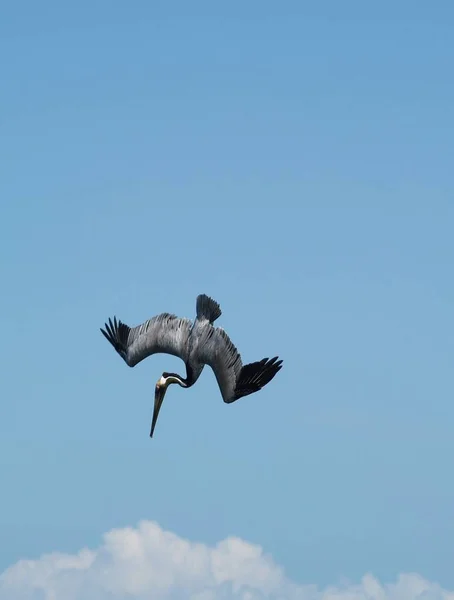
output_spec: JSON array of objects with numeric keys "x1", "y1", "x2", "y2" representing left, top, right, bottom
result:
[{"x1": 0, "y1": 520, "x2": 452, "y2": 600}]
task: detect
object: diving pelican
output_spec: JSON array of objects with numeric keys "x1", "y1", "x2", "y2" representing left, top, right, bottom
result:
[{"x1": 100, "y1": 294, "x2": 283, "y2": 438}]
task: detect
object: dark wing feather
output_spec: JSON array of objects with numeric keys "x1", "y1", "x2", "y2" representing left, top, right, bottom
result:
[
  {"x1": 197, "y1": 326, "x2": 283, "y2": 403},
  {"x1": 100, "y1": 312, "x2": 192, "y2": 367},
  {"x1": 233, "y1": 356, "x2": 283, "y2": 400}
]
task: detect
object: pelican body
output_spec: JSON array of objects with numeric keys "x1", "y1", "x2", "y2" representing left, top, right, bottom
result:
[{"x1": 100, "y1": 294, "x2": 283, "y2": 438}]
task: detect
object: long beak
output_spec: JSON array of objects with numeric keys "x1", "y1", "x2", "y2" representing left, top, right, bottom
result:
[{"x1": 150, "y1": 385, "x2": 167, "y2": 438}]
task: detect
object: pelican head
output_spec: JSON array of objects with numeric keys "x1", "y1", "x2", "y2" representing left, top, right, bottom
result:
[{"x1": 150, "y1": 372, "x2": 188, "y2": 438}]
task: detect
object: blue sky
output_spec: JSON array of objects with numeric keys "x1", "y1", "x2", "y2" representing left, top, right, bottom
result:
[{"x1": 1, "y1": 1, "x2": 454, "y2": 598}]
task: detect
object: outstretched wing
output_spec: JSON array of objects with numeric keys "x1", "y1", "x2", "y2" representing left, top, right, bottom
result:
[
  {"x1": 100, "y1": 312, "x2": 192, "y2": 367},
  {"x1": 197, "y1": 326, "x2": 243, "y2": 402},
  {"x1": 197, "y1": 326, "x2": 283, "y2": 403}
]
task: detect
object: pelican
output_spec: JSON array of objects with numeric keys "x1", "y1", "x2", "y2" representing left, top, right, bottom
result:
[{"x1": 100, "y1": 294, "x2": 283, "y2": 438}]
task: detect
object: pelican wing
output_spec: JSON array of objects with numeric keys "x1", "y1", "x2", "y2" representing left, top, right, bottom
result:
[
  {"x1": 198, "y1": 326, "x2": 283, "y2": 403},
  {"x1": 100, "y1": 312, "x2": 192, "y2": 367},
  {"x1": 197, "y1": 326, "x2": 243, "y2": 403}
]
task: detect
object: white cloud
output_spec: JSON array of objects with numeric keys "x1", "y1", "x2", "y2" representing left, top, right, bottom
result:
[{"x1": 0, "y1": 520, "x2": 452, "y2": 600}]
